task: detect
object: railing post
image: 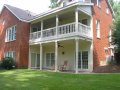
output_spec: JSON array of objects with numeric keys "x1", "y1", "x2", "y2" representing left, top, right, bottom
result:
[
  {"x1": 41, "y1": 20, "x2": 43, "y2": 39},
  {"x1": 56, "y1": 15, "x2": 59, "y2": 38},
  {"x1": 75, "y1": 9, "x2": 79, "y2": 34}
]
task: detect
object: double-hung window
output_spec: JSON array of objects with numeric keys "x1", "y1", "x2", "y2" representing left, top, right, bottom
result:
[
  {"x1": 4, "y1": 51, "x2": 16, "y2": 60},
  {"x1": 97, "y1": 0, "x2": 101, "y2": 8},
  {"x1": 96, "y1": 20, "x2": 100, "y2": 38},
  {"x1": 5, "y1": 25, "x2": 16, "y2": 42},
  {"x1": 106, "y1": 7, "x2": 109, "y2": 14}
]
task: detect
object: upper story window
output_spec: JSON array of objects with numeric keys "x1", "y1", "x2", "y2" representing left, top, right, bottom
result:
[
  {"x1": 106, "y1": 7, "x2": 109, "y2": 14},
  {"x1": 109, "y1": 29, "x2": 112, "y2": 43},
  {"x1": 96, "y1": 20, "x2": 100, "y2": 38},
  {"x1": 68, "y1": 0, "x2": 73, "y2": 2},
  {"x1": 31, "y1": 27, "x2": 40, "y2": 33},
  {"x1": 5, "y1": 25, "x2": 16, "y2": 42},
  {"x1": 97, "y1": 0, "x2": 101, "y2": 8},
  {"x1": 4, "y1": 51, "x2": 16, "y2": 60}
]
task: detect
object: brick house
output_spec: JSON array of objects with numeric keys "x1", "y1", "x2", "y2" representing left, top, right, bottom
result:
[
  {"x1": 0, "y1": 4, "x2": 35, "y2": 68},
  {"x1": 0, "y1": 0, "x2": 113, "y2": 73}
]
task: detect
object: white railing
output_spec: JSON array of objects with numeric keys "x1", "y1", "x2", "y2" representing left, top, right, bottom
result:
[
  {"x1": 83, "y1": 0, "x2": 91, "y2": 3},
  {"x1": 42, "y1": 27, "x2": 56, "y2": 38},
  {"x1": 78, "y1": 23, "x2": 91, "y2": 36},
  {"x1": 58, "y1": 23, "x2": 75, "y2": 35},
  {"x1": 67, "y1": 0, "x2": 91, "y2": 3},
  {"x1": 30, "y1": 31, "x2": 41, "y2": 40},
  {"x1": 30, "y1": 22, "x2": 91, "y2": 41}
]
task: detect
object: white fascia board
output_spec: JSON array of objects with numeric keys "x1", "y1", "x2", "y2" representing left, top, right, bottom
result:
[{"x1": 29, "y1": 2, "x2": 93, "y2": 23}]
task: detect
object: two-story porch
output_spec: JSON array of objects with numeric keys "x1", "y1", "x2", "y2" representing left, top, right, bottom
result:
[{"x1": 29, "y1": 0, "x2": 93, "y2": 73}]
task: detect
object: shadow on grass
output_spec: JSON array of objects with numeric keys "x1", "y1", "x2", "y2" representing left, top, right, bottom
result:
[{"x1": 0, "y1": 69, "x2": 120, "y2": 90}]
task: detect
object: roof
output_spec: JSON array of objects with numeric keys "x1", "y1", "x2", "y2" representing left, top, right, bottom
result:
[
  {"x1": 1, "y1": 4, "x2": 36, "y2": 22},
  {"x1": 30, "y1": 2, "x2": 93, "y2": 22}
]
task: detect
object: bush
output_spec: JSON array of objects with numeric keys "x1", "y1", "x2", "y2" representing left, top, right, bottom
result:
[
  {"x1": 1, "y1": 57, "x2": 16, "y2": 70},
  {"x1": 0, "y1": 61, "x2": 2, "y2": 69}
]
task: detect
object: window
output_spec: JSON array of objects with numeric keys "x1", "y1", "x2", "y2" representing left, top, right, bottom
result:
[
  {"x1": 5, "y1": 26, "x2": 16, "y2": 42},
  {"x1": 96, "y1": 20, "x2": 100, "y2": 38},
  {"x1": 31, "y1": 53, "x2": 40, "y2": 68},
  {"x1": 109, "y1": 29, "x2": 112, "y2": 43},
  {"x1": 106, "y1": 7, "x2": 109, "y2": 14},
  {"x1": 46, "y1": 53, "x2": 55, "y2": 68},
  {"x1": 82, "y1": 19, "x2": 88, "y2": 25},
  {"x1": 31, "y1": 27, "x2": 40, "y2": 33},
  {"x1": 97, "y1": 0, "x2": 101, "y2": 8},
  {"x1": 4, "y1": 51, "x2": 16, "y2": 60},
  {"x1": 78, "y1": 51, "x2": 88, "y2": 69}
]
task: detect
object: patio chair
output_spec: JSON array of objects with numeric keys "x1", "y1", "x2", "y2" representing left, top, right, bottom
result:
[{"x1": 59, "y1": 60, "x2": 68, "y2": 71}]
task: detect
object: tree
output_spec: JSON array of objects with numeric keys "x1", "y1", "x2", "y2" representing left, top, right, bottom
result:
[
  {"x1": 110, "y1": 0, "x2": 120, "y2": 64},
  {"x1": 112, "y1": 16, "x2": 120, "y2": 52},
  {"x1": 109, "y1": 0, "x2": 120, "y2": 18},
  {"x1": 49, "y1": 0, "x2": 59, "y2": 9}
]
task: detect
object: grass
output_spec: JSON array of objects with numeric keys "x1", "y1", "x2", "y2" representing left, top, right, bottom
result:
[{"x1": 0, "y1": 69, "x2": 120, "y2": 90}]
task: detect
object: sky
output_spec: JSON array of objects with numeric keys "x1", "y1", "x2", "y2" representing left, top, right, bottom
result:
[
  {"x1": 0, "y1": 0, "x2": 120, "y2": 14},
  {"x1": 0, "y1": 0, "x2": 51, "y2": 14}
]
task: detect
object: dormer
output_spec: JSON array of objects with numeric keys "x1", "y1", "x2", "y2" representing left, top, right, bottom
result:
[{"x1": 58, "y1": 0, "x2": 91, "y2": 7}]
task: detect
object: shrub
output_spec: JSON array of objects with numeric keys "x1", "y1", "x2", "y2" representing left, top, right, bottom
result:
[
  {"x1": 0, "y1": 61, "x2": 2, "y2": 69},
  {"x1": 1, "y1": 57, "x2": 16, "y2": 70}
]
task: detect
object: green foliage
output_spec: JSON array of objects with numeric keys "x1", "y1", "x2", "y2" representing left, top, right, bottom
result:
[
  {"x1": 1, "y1": 57, "x2": 16, "y2": 70},
  {"x1": 49, "y1": 0, "x2": 59, "y2": 9},
  {"x1": 109, "y1": 0, "x2": 120, "y2": 18},
  {"x1": 110, "y1": 0, "x2": 120, "y2": 53},
  {"x1": 0, "y1": 61, "x2": 2, "y2": 69},
  {"x1": 111, "y1": 16, "x2": 120, "y2": 52}
]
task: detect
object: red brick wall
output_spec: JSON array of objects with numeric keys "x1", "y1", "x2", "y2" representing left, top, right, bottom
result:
[
  {"x1": 92, "y1": 0, "x2": 112, "y2": 69},
  {"x1": 0, "y1": 7, "x2": 30, "y2": 68}
]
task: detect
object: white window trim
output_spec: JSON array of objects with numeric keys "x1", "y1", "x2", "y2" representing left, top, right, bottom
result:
[
  {"x1": 45, "y1": 52, "x2": 55, "y2": 68},
  {"x1": 106, "y1": 7, "x2": 109, "y2": 14},
  {"x1": 5, "y1": 25, "x2": 16, "y2": 42},
  {"x1": 97, "y1": 0, "x2": 101, "y2": 8},
  {"x1": 4, "y1": 51, "x2": 16, "y2": 60},
  {"x1": 96, "y1": 20, "x2": 100, "y2": 38}
]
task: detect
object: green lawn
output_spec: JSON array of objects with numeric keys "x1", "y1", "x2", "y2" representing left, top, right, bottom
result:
[{"x1": 0, "y1": 70, "x2": 120, "y2": 90}]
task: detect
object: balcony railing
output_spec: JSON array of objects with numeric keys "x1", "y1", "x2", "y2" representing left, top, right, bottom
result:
[
  {"x1": 67, "y1": 0, "x2": 91, "y2": 3},
  {"x1": 30, "y1": 22, "x2": 92, "y2": 41}
]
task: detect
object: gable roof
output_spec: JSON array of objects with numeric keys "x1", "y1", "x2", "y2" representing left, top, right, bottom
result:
[{"x1": 1, "y1": 4, "x2": 36, "y2": 22}]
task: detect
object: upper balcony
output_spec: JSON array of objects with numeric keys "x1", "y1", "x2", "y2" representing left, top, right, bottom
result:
[
  {"x1": 29, "y1": 3, "x2": 93, "y2": 44},
  {"x1": 30, "y1": 22, "x2": 91, "y2": 43}
]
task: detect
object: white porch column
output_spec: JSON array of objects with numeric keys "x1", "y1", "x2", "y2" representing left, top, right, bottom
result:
[
  {"x1": 89, "y1": 42, "x2": 93, "y2": 72},
  {"x1": 40, "y1": 43, "x2": 43, "y2": 70},
  {"x1": 75, "y1": 9, "x2": 79, "y2": 33},
  {"x1": 41, "y1": 20, "x2": 43, "y2": 38},
  {"x1": 75, "y1": 38, "x2": 79, "y2": 73},
  {"x1": 28, "y1": 45, "x2": 31, "y2": 69},
  {"x1": 56, "y1": 15, "x2": 59, "y2": 37},
  {"x1": 55, "y1": 41, "x2": 58, "y2": 72}
]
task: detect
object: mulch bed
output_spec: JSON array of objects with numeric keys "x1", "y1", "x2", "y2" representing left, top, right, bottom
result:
[{"x1": 93, "y1": 65, "x2": 120, "y2": 73}]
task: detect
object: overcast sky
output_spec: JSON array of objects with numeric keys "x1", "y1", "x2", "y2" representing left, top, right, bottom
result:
[
  {"x1": 0, "y1": 0, "x2": 50, "y2": 14},
  {"x1": 0, "y1": 0, "x2": 120, "y2": 14}
]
